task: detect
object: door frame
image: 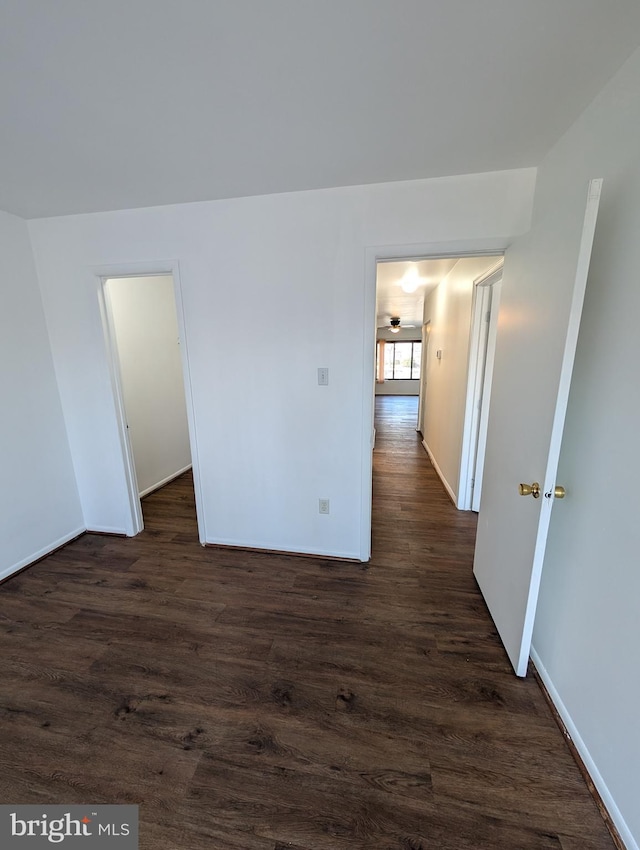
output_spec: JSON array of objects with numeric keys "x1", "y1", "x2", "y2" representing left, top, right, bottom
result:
[
  {"x1": 95, "y1": 260, "x2": 206, "y2": 544},
  {"x1": 360, "y1": 238, "x2": 509, "y2": 561},
  {"x1": 471, "y1": 270, "x2": 502, "y2": 512},
  {"x1": 458, "y1": 260, "x2": 503, "y2": 510},
  {"x1": 417, "y1": 319, "x2": 430, "y2": 435}
]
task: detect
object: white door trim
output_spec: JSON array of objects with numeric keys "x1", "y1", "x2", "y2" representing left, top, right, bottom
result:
[
  {"x1": 417, "y1": 320, "x2": 430, "y2": 435},
  {"x1": 458, "y1": 260, "x2": 504, "y2": 510},
  {"x1": 97, "y1": 275, "x2": 144, "y2": 536},
  {"x1": 94, "y1": 260, "x2": 206, "y2": 544},
  {"x1": 472, "y1": 276, "x2": 502, "y2": 512}
]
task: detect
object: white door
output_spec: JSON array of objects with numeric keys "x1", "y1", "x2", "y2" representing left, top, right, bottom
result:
[
  {"x1": 473, "y1": 179, "x2": 602, "y2": 677},
  {"x1": 471, "y1": 276, "x2": 501, "y2": 512}
]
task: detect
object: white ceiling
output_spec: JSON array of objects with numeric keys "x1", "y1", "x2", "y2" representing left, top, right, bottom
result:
[
  {"x1": 376, "y1": 259, "x2": 456, "y2": 328},
  {"x1": 376, "y1": 257, "x2": 499, "y2": 328},
  {"x1": 2, "y1": 1, "x2": 640, "y2": 219}
]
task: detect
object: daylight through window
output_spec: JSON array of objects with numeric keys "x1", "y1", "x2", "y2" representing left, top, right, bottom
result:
[{"x1": 378, "y1": 340, "x2": 422, "y2": 380}]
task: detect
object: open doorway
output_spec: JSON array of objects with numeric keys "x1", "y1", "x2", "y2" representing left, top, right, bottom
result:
[
  {"x1": 372, "y1": 254, "x2": 502, "y2": 551},
  {"x1": 102, "y1": 274, "x2": 199, "y2": 537},
  {"x1": 457, "y1": 262, "x2": 503, "y2": 511}
]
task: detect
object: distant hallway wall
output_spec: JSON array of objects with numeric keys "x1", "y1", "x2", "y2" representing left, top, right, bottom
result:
[{"x1": 107, "y1": 275, "x2": 191, "y2": 496}]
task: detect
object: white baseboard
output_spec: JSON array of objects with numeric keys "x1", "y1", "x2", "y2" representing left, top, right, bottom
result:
[
  {"x1": 531, "y1": 647, "x2": 636, "y2": 850},
  {"x1": 421, "y1": 440, "x2": 457, "y2": 506},
  {"x1": 139, "y1": 464, "x2": 192, "y2": 498},
  {"x1": 0, "y1": 526, "x2": 86, "y2": 582},
  {"x1": 86, "y1": 525, "x2": 128, "y2": 535},
  {"x1": 205, "y1": 537, "x2": 361, "y2": 562}
]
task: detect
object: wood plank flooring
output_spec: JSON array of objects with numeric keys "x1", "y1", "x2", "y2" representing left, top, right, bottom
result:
[{"x1": 0, "y1": 396, "x2": 614, "y2": 849}]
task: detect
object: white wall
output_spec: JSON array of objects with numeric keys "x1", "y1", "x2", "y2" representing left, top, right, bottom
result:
[
  {"x1": 376, "y1": 380, "x2": 419, "y2": 397},
  {"x1": 421, "y1": 257, "x2": 498, "y2": 503},
  {"x1": 527, "y1": 49, "x2": 640, "y2": 850},
  {"x1": 28, "y1": 168, "x2": 535, "y2": 558},
  {"x1": 375, "y1": 326, "x2": 420, "y2": 396},
  {"x1": 0, "y1": 211, "x2": 83, "y2": 580},
  {"x1": 107, "y1": 275, "x2": 191, "y2": 496}
]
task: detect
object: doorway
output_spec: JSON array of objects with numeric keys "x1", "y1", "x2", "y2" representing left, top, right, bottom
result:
[
  {"x1": 370, "y1": 253, "x2": 502, "y2": 555},
  {"x1": 457, "y1": 261, "x2": 503, "y2": 511},
  {"x1": 101, "y1": 273, "x2": 201, "y2": 538}
]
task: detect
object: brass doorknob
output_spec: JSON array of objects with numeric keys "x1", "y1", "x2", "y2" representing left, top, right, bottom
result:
[
  {"x1": 545, "y1": 485, "x2": 566, "y2": 499},
  {"x1": 519, "y1": 482, "x2": 541, "y2": 498}
]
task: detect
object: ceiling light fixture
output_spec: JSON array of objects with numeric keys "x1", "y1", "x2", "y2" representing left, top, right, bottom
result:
[
  {"x1": 389, "y1": 317, "x2": 401, "y2": 333},
  {"x1": 400, "y1": 266, "x2": 420, "y2": 294}
]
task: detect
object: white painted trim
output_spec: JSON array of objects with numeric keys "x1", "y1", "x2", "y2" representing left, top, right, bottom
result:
[
  {"x1": 166, "y1": 264, "x2": 207, "y2": 545},
  {"x1": 531, "y1": 647, "x2": 638, "y2": 850},
  {"x1": 97, "y1": 275, "x2": 144, "y2": 537},
  {"x1": 361, "y1": 239, "x2": 514, "y2": 563},
  {"x1": 370, "y1": 240, "x2": 510, "y2": 264},
  {"x1": 458, "y1": 284, "x2": 492, "y2": 510},
  {"x1": 139, "y1": 464, "x2": 192, "y2": 498},
  {"x1": 93, "y1": 260, "x2": 207, "y2": 545},
  {"x1": 86, "y1": 525, "x2": 128, "y2": 535},
  {"x1": 417, "y1": 321, "x2": 430, "y2": 434},
  {"x1": 474, "y1": 260, "x2": 504, "y2": 288},
  {"x1": 205, "y1": 538, "x2": 359, "y2": 561},
  {"x1": 459, "y1": 261, "x2": 505, "y2": 511},
  {"x1": 360, "y1": 249, "x2": 378, "y2": 562},
  {"x1": 472, "y1": 279, "x2": 502, "y2": 512},
  {"x1": 0, "y1": 526, "x2": 86, "y2": 582},
  {"x1": 422, "y1": 439, "x2": 457, "y2": 506}
]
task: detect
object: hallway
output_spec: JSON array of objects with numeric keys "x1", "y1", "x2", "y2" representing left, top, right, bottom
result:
[
  {"x1": 0, "y1": 399, "x2": 613, "y2": 849},
  {"x1": 372, "y1": 394, "x2": 478, "y2": 563}
]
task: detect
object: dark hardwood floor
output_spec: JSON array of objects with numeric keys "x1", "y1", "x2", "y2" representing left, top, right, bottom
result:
[{"x1": 0, "y1": 396, "x2": 614, "y2": 849}]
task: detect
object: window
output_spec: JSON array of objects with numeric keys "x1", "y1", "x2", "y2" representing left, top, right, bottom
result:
[{"x1": 377, "y1": 340, "x2": 421, "y2": 380}]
